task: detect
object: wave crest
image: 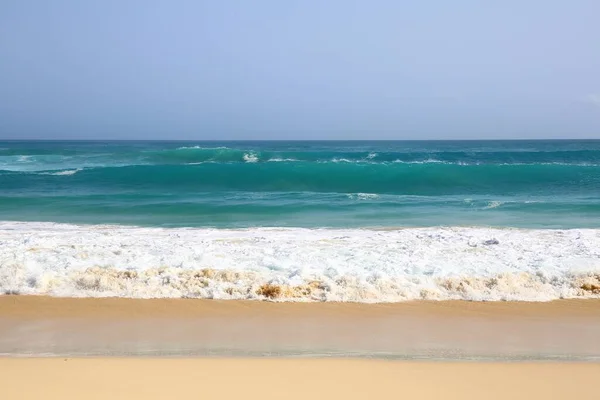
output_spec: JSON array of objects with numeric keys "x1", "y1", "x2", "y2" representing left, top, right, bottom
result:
[
  {"x1": 243, "y1": 152, "x2": 259, "y2": 163},
  {"x1": 38, "y1": 169, "x2": 81, "y2": 176},
  {"x1": 347, "y1": 193, "x2": 380, "y2": 200}
]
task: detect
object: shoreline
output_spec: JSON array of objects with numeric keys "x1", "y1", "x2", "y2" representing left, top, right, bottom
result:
[
  {"x1": 4, "y1": 218, "x2": 600, "y2": 230},
  {"x1": 3, "y1": 295, "x2": 600, "y2": 318},
  {"x1": 2, "y1": 296, "x2": 599, "y2": 360}
]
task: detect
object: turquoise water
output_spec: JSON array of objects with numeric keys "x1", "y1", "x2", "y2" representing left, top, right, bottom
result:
[{"x1": 1, "y1": 140, "x2": 599, "y2": 228}]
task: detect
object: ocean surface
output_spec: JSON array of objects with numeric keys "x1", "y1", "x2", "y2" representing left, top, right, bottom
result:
[
  {"x1": 1, "y1": 140, "x2": 599, "y2": 301},
  {"x1": 1, "y1": 140, "x2": 600, "y2": 228}
]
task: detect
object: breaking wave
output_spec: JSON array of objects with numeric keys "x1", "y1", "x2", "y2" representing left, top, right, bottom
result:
[
  {"x1": 1, "y1": 222, "x2": 599, "y2": 302},
  {"x1": 38, "y1": 169, "x2": 81, "y2": 176}
]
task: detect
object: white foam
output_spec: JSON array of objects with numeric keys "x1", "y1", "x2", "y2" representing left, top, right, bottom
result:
[
  {"x1": 1, "y1": 222, "x2": 599, "y2": 302},
  {"x1": 347, "y1": 193, "x2": 380, "y2": 200},
  {"x1": 267, "y1": 158, "x2": 298, "y2": 162},
  {"x1": 392, "y1": 159, "x2": 447, "y2": 164},
  {"x1": 332, "y1": 158, "x2": 352, "y2": 163},
  {"x1": 243, "y1": 152, "x2": 259, "y2": 163},
  {"x1": 39, "y1": 169, "x2": 81, "y2": 176},
  {"x1": 176, "y1": 146, "x2": 230, "y2": 150},
  {"x1": 483, "y1": 201, "x2": 503, "y2": 209}
]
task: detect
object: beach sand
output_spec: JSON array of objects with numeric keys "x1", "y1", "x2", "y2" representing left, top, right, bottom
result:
[
  {"x1": 1, "y1": 297, "x2": 599, "y2": 399},
  {"x1": 2, "y1": 358, "x2": 599, "y2": 400}
]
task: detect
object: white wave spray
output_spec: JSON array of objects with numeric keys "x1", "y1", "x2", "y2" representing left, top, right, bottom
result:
[{"x1": 243, "y1": 152, "x2": 259, "y2": 163}]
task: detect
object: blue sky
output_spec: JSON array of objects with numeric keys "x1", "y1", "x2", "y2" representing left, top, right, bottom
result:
[{"x1": 1, "y1": 0, "x2": 599, "y2": 140}]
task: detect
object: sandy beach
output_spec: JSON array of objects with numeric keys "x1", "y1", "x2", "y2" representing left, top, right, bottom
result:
[
  {"x1": 2, "y1": 358, "x2": 599, "y2": 400},
  {"x1": 1, "y1": 296, "x2": 599, "y2": 399}
]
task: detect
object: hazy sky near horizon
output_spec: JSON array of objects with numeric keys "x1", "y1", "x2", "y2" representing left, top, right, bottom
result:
[{"x1": 1, "y1": 0, "x2": 599, "y2": 140}]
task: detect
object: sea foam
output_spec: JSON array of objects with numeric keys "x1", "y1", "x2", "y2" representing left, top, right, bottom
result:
[
  {"x1": 39, "y1": 169, "x2": 81, "y2": 176},
  {"x1": 243, "y1": 152, "x2": 259, "y2": 163},
  {"x1": 1, "y1": 222, "x2": 599, "y2": 302},
  {"x1": 347, "y1": 193, "x2": 380, "y2": 200}
]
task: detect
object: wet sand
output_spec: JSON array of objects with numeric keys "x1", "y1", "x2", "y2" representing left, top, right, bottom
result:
[
  {"x1": 1, "y1": 296, "x2": 599, "y2": 359},
  {"x1": 3, "y1": 295, "x2": 600, "y2": 319}
]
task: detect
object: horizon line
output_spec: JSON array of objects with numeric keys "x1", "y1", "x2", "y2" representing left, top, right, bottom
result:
[{"x1": 1, "y1": 138, "x2": 600, "y2": 142}]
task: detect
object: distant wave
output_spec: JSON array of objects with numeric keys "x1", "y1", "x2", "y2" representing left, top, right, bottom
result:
[
  {"x1": 243, "y1": 152, "x2": 259, "y2": 163},
  {"x1": 176, "y1": 146, "x2": 230, "y2": 150},
  {"x1": 332, "y1": 158, "x2": 352, "y2": 163},
  {"x1": 267, "y1": 158, "x2": 298, "y2": 162},
  {"x1": 38, "y1": 169, "x2": 81, "y2": 176},
  {"x1": 4, "y1": 146, "x2": 600, "y2": 168},
  {"x1": 347, "y1": 193, "x2": 380, "y2": 200},
  {"x1": 483, "y1": 201, "x2": 503, "y2": 210},
  {"x1": 3, "y1": 161, "x2": 599, "y2": 198},
  {"x1": 393, "y1": 159, "x2": 449, "y2": 164}
]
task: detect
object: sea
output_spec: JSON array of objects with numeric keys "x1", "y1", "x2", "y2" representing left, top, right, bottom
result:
[{"x1": 1, "y1": 139, "x2": 599, "y2": 301}]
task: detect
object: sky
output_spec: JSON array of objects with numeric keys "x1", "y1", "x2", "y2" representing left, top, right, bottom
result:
[{"x1": 1, "y1": 0, "x2": 599, "y2": 140}]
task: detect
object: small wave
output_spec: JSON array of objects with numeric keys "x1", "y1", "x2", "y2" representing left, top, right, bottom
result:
[
  {"x1": 332, "y1": 158, "x2": 352, "y2": 163},
  {"x1": 392, "y1": 159, "x2": 448, "y2": 164},
  {"x1": 267, "y1": 158, "x2": 298, "y2": 162},
  {"x1": 490, "y1": 162, "x2": 600, "y2": 167},
  {"x1": 243, "y1": 152, "x2": 259, "y2": 163},
  {"x1": 366, "y1": 152, "x2": 378, "y2": 160},
  {"x1": 176, "y1": 146, "x2": 230, "y2": 150},
  {"x1": 541, "y1": 162, "x2": 600, "y2": 167},
  {"x1": 483, "y1": 201, "x2": 503, "y2": 210},
  {"x1": 38, "y1": 169, "x2": 81, "y2": 176},
  {"x1": 347, "y1": 193, "x2": 380, "y2": 200}
]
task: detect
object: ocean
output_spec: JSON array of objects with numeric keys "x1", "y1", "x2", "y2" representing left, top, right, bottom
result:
[{"x1": 1, "y1": 140, "x2": 599, "y2": 301}]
